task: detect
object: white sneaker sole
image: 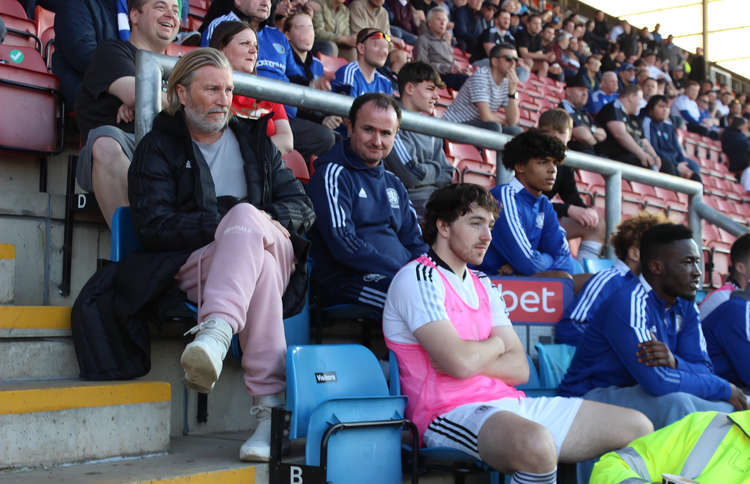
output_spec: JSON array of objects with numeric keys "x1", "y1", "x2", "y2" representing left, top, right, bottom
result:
[
  {"x1": 180, "y1": 344, "x2": 221, "y2": 394},
  {"x1": 239, "y1": 447, "x2": 270, "y2": 462}
]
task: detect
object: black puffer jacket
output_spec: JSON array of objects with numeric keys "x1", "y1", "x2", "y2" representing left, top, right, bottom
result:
[{"x1": 128, "y1": 108, "x2": 315, "y2": 316}]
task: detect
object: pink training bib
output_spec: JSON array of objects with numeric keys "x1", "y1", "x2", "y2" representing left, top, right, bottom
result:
[{"x1": 386, "y1": 256, "x2": 525, "y2": 440}]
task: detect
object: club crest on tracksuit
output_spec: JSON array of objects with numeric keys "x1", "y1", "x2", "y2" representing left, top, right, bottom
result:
[{"x1": 386, "y1": 188, "x2": 400, "y2": 209}]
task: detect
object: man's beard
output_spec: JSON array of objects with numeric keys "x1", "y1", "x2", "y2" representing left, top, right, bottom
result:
[{"x1": 184, "y1": 103, "x2": 229, "y2": 134}]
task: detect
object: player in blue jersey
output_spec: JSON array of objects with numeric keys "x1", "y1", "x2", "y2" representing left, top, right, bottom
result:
[
  {"x1": 702, "y1": 286, "x2": 750, "y2": 389},
  {"x1": 559, "y1": 223, "x2": 748, "y2": 429},
  {"x1": 556, "y1": 212, "x2": 665, "y2": 346},
  {"x1": 479, "y1": 129, "x2": 590, "y2": 293}
]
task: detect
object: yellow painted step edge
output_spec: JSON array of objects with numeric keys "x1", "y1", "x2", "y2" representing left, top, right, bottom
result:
[
  {"x1": 0, "y1": 382, "x2": 171, "y2": 415},
  {"x1": 0, "y1": 306, "x2": 71, "y2": 330},
  {"x1": 138, "y1": 467, "x2": 255, "y2": 483},
  {"x1": 0, "y1": 244, "x2": 14, "y2": 259}
]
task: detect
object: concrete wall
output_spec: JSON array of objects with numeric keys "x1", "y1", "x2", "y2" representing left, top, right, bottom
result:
[{"x1": 0, "y1": 149, "x2": 109, "y2": 305}]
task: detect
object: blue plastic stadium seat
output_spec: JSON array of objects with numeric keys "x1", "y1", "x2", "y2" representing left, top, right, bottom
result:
[
  {"x1": 388, "y1": 350, "x2": 503, "y2": 484},
  {"x1": 287, "y1": 345, "x2": 415, "y2": 484},
  {"x1": 535, "y1": 343, "x2": 577, "y2": 390},
  {"x1": 583, "y1": 258, "x2": 615, "y2": 274}
]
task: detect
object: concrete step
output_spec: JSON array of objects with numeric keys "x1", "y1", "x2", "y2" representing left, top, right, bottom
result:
[
  {"x1": 0, "y1": 244, "x2": 14, "y2": 304},
  {"x1": 0, "y1": 306, "x2": 257, "y2": 437},
  {"x1": 0, "y1": 431, "x2": 459, "y2": 484},
  {"x1": 0, "y1": 305, "x2": 71, "y2": 337},
  {"x1": 0, "y1": 380, "x2": 171, "y2": 469},
  {"x1": 0, "y1": 338, "x2": 79, "y2": 380}
]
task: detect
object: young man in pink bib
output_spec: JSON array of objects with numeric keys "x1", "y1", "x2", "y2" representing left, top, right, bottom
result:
[{"x1": 383, "y1": 183, "x2": 653, "y2": 484}]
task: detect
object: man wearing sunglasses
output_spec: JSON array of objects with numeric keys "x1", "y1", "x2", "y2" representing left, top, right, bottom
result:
[
  {"x1": 333, "y1": 28, "x2": 394, "y2": 98},
  {"x1": 442, "y1": 42, "x2": 522, "y2": 184}
]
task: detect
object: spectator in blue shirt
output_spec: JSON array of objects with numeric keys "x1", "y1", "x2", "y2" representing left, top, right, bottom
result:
[
  {"x1": 585, "y1": 70, "x2": 618, "y2": 116},
  {"x1": 284, "y1": 9, "x2": 344, "y2": 134},
  {"x1": 479, "y1": 130, "x2": 589, "y2": 292},
  {"x1": 641, "y1": 95, "x2": 701, "y2": 182},
  {"x1": 202, "y1": 0, "x2": 337, "y2": 158},
  {"x1": 332, "y1": 28, "x2": 393, "y2": 97},
  {"x1": 559, "y1": 223, "x2": 748, "y2": 429},
  {"x1": 702, "y1": 287, "x2": 750, "y2": 389},
  {"x1": 556, "y1": 212, "x2": 666, "y2": 346}
]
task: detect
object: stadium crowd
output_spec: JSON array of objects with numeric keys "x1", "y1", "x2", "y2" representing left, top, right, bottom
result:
[{"x1": 6, "y1": 0, "x2": 750, "y2": 482}]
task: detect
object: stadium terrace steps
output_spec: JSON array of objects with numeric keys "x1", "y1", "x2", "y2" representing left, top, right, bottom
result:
[
  {"x1": 0, "y1": 244, "x2": 14, "y2": 304},
  {"x1": 0, "y1": 380, "x2": 171, "y2": 468},
  {"x1": 0, "y1": 305, "x2": 257, "y2": 439},
  {"x1": 0, "y1": 431, "x2": 262, "y2": 483},
  {"x1": 0, "y1": 305, "x2": 71, "y2": 337},
  {"x1": 0, "y1": 430, "x2": 456, "y2": 484}
]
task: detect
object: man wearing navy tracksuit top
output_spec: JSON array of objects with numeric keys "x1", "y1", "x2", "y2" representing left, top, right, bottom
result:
[
  {"x1": 702, "y1": 290, "x2": 750, "y2": 389},
  {"x1": 556, "y1": 259, "x2": 633, "y2": 347},
  {"x1": 556, "y1": 212, "x2": 665, "y2": 347},
  {"x1": 307, "y1": 94, "x2": 428, "y2": 311},
  {"x1": 559, "y1": 223, "x2": 747, "y2": 429},
  {"x1": 480, "y1": 178, "x2": 578, "y2": 276}
]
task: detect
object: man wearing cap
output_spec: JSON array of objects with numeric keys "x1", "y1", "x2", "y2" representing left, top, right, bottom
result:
[
  {"x1": 586, "y1": 71, "x2": 619, "y2": 116},
  {"x1": 560, "y1": 76, "x2": 606, "y2": 154},
  {"x1": 617, "y1": 63, "x2": 636, "y2": 92}
]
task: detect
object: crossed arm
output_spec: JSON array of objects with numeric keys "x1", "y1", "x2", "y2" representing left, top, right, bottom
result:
[{"x1": 414, "y1": 321, "x2": 529, "y2": 385}]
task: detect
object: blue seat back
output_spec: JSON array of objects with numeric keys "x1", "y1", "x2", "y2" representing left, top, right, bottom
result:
[
  {"x1": 535, "y1": 343, "x2": 576, "y2": 390},
  {"x1": 305, "y1": 396, "x2": 406, "y2": 483},
  {"x1": 583, "y1": 258, "x2": 615, "y2": 274},
  {"x1": 288, "y1": 345, "x2": 406, "y2": 484},
  {"x1": 110, "y1": 206, "x2": 143, "y2": 262},
  {"x1": 286, "y1": 344, "x2": 390, "y2": 440},
  {"x1": 517, "y1": 354, "x2": 541, "y2": 389}
]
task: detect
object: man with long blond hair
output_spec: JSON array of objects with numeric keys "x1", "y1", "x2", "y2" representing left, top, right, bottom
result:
[{"x1": 128, "y1": 47, "x2": 314, "y2": 462}]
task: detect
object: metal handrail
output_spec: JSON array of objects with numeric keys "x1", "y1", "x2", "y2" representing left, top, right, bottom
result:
[{"x1": 135, "y1": 51, "x2": 749, "y2": 271}]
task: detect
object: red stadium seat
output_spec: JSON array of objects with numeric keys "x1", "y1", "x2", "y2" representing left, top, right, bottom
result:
[
  {"x1": 709, "y1": 250, "x2": 730, "y2": 288},
  {"x1": 316, "y1": 52, "x2": 348, "y2": 81},
  {"x1": 445, "y1": 142, "x2": 484, "y2": 164},
  {"x1": 33, "y1": 6, "x2": 54, "y2": 40},
  {"x1": 621, "y1": 180, "x2": 644, "y2": 205},
  {"x1": 436, "y1": 88, "x2": 453, "y2": 107},
  {"x1": 482, "y1": 148, "x2": 496, "y2": 168},
  {"x1": 166, "y1": 43, "x2": 198, "y2": 57},
  {"x1": 653, "y1": 186, "x2": 688, "y2": 220},
  {"x1": 1, "y1": 13, "x2": 39, "y2": 49},
  {"x1": 629, "y1": 181, "x2": 666, "y2": 209},
  {"x1": 0, "y1": 0, "x2": 27, "y2": 18},
  {"x1": 577, "y1": 170, "x2": 605, "y2": 192},
  {"x1": 283, "y1": 150, "x2": 310, "y2": 183},
  {"x1": 0, "y1": 45, "x2": 61, "y2": 153}
]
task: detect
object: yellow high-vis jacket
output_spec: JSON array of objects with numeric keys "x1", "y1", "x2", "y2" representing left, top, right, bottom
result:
[{"x1": 591, "y1": 410, "x2": 750, "y2": 484}]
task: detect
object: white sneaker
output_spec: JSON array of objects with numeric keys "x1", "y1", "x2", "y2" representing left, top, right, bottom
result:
[
  {"x1": 239, "y1": 393, "x2": 284, "y2": 462},
  {"x1": 180, "y1": 318, "x2": 233, "y2": 394}
]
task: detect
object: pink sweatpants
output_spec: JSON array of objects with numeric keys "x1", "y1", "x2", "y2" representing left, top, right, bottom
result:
[{"x1": 175, "y1": 203, "x2": 295, "y2": 396}]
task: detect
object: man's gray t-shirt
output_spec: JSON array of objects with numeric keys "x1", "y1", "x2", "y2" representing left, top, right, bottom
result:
[
  {"x1": 194, "y1": 129, "x2": 247, "y2": 199},
  {"x1": 442, "y1": 66, "x2": 509, "y2": 123}
]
